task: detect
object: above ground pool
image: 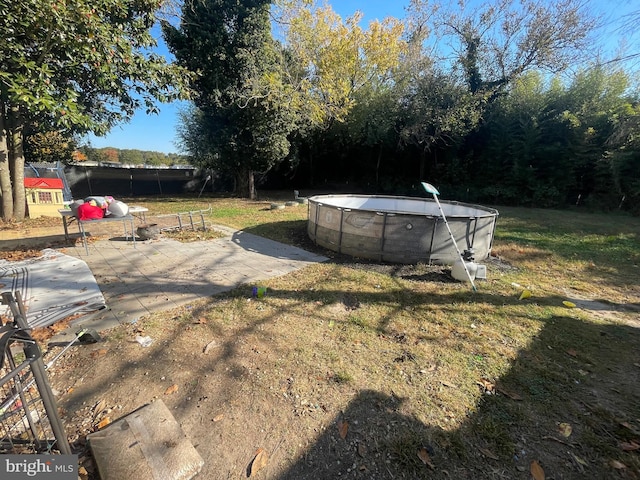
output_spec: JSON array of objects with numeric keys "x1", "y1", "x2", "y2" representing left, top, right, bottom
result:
[{"x1": 307, "y1": 194, "x2": 499, "y2": 265}]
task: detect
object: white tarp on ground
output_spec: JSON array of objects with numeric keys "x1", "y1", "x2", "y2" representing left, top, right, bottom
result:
[{"x1": 0, "y1": 249, "x2": 106, "y2": 328}]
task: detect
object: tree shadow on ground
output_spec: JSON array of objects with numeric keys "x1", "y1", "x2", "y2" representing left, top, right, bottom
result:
[{"x1": 276, "y1": 316, "x2": 640, "y2": 479}]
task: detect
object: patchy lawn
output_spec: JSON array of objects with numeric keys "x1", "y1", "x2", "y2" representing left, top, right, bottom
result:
[{"x1": 3, "y1": 196, "x2": 640, "y2": 479}]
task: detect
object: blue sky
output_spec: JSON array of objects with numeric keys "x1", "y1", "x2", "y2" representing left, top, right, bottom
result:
[{"x1": 84, "y1": 0, "x2": 637, "y2": 154}]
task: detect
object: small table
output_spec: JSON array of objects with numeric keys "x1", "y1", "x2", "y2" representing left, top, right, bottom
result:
[
  {"x1": 59, "y1": 206, "x2": 148, "y2": 241},
  {"x1": 76, "y1": 215, "x2": 136, "y2": 254},
  {"x1": 59, "y1": 206, "x2": 149, "y2": 254}
]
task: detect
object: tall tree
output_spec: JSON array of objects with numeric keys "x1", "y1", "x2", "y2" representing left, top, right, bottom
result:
[
  {"x1": 429, "y1": 0, "x2": 598, "y2": 100},
  {"x1": 396, "y1": 0, "x2": 598, "y2": 185},
  {"x1": 281, "y1": 2, "x2": 406, "y2": 127},
  {"x1": 604, "y1": 105, "x2": 640, "y2": 213},
  {"x1": 398, "y1": 69, "x2": 483, "y2": 180},
  {"x1": 470, "y1": 66, "x2": 636, "y2": 208},
  {"x1": 342, "y1": 86, "x2": 402, "y2": 188},
  {"x1": 562, "y1": 67, "x2": 638, "y2": 209},
  {"x1": 276, "y1": 0, "x2": 407, "y2": 184},
  {"x1": 0, "y1": 0, "x2": 190, "y2": 220},
  {"x1": 164, "y1": 0, "x2": 296, "y2": 199}
]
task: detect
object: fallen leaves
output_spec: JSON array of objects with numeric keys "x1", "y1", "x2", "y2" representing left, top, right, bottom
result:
[
  {"x1": 203, "y1": 340, "x2": 219, "y2": 354},
  {"x1": 0, "y1": 249, "x2": 43, "y2": 261},
  {"x1": 164, "y1": 384, "x2": 179, "y2": 395},
  {"x1": 90, "y1": 348, "x2": 108, "y2": 358},
  {"x1": 92, "y1": 399, "x2": 111, "y2": 430},
  {"x1": 619, "y1": 421, "x2": 638, "y2": 433},
  {"x1": 247, "y1": 448, "x2": 268, "y2": 477},
  {"x1": 620, "y1": 440, "x2": 640, "y2": 451},
  {"x1": 417, "y1": 447, "x2": 434, "y2": 468},
  {"x1": 476, "y1": 378, "x2": 495, "y2": 394},
  {"x1": 530, "y1": 460, "x2": 545, "y2": 480},
  {"x1": 30, "y1": 317, "x2": 74, "y2": 345},
  {"x1": 93, "y1": 399, "x2": 107, "y2": 419},
  {"x1": 610, "y1": 459, "x2": 627, "y2": 470},
  {"x1": 519, "y1": 289, "x2": 532, "y2": 300},
  {"x1": 495, "y1": 384, "x2": 522, "y2": 401},
  {"x1": 96, "y1": 417, "x2": 111, "y2": 430},
  {"x1": 478, "y1": 447, "x2": 499, "y2": 460},
  {"x1": 570, "y1": 452, "x2": 588, "y2": 471},
  {"x1": 337, "y1": 420, "x2": 349, "y2": 439},
  {"x1": 357, "y1": 442, "x2": 367, "y2": 457},
  {"x1": 557, "y1": 422, "x2": 572, "y2": 438}
]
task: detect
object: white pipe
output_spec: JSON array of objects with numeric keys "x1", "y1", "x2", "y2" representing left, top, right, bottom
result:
[{"x1": 422, "y1": 182, "x2": 477, "y2": 292}]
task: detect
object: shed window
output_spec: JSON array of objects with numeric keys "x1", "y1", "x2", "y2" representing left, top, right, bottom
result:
[{"x1": 38, "y1": 191, "x2": 54, "y2": 203}]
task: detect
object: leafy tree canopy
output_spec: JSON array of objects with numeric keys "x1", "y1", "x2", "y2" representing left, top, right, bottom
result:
[
  {"x1": 277, "y1": 0, "x2": 407, "y2": 128},
  {"x1": 163, "y1": 0, "x2": 298, "y2": 198},
  {"x1": 1, "y1": 0, "x2": 192, "y2": 220},
  {"x1": 1, "y1": 0, "x2": 192, "y2": 135}
]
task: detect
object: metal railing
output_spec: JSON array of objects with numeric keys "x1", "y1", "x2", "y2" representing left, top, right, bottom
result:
[
  {"x1": 154, "y1": 205, "x2": 213, "y2": 232},
  {"x1": 0, "y1": 292, "x2": 71, "y2": 455}
]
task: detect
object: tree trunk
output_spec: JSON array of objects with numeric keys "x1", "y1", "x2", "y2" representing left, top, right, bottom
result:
[
  {"x1": 0, "y1": 101, "x2": 14, "y2": 221},
  {"x1": 419, "y1": 148, "x2": 426, "y2": 181},
  {"x1": 9, "y1": 106, "x2": 26, "y2": 221},
  {"x1": 248, "y1": 169, "x2": 256, "y2": 200},
  {"x1": 375, "y1": 144, "x2": 382, "y2": 187},
  {"x1": 235, "y1": 168, "x2": 256, "y2": 200}
]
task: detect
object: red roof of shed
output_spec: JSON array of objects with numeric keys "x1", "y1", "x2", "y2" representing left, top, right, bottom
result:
[{"x1": 24, "y1": 178, "x2": 64, "y2": 189}]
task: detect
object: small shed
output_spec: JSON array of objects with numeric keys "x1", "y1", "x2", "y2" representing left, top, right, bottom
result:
[{"x1": 25, "y1": 177, "x2": 65, "y2": 218}]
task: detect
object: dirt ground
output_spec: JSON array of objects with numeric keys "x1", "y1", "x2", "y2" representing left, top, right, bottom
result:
[
  {"x1": 1, "y1": 221, "x2": 449, "y2": 479},
  {"x1": 3, "y1": 220, "x2": 640, "y2": 480}
]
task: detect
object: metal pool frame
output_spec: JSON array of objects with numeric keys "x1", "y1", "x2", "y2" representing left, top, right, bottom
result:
[{"x1": 307, "y1": 194, "x2": 499, "y2": 265}]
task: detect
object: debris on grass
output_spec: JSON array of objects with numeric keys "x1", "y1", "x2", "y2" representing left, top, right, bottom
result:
[
  {"x1": 557, "y1": 422, "x2": 573, "y2": 438},
  {"x1": 164, "y1": 384, "x2": 179, "y2": 395},
  {"x1": 337, "y1": 419, "x2": 349, "y2": 439},
  {"x1": 530, "y1": 460, "x2": 545, "y2": 480},
  {"x1": 417, "y1": 446, "x2": 435, "y2": 468},
  {"x1": 477, "y1": 446, "x2": 499, "y2": 460},
  {"x1": 519, "y1": 289, "x2": 532, "y2": 300},
  {"x1": 247, "y1": 448, "x2": 269, "y2": 477}
]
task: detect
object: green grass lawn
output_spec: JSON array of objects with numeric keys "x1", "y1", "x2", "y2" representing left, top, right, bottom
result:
[
  {"x1": 11, "y1": 194, "x2": 640, "y2": 478},
  {"x1": 125, "y1": 196, "x2": 640, "y2": 477}
]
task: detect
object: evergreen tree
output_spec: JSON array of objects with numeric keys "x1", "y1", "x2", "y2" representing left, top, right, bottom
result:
[{"x1": 163, "y1": 0, "x2": 296, "y2": 198}]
